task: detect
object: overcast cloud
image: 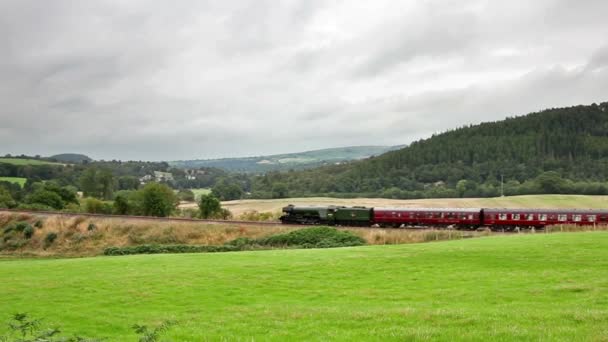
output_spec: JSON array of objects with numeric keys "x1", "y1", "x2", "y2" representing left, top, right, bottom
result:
[{"x1": 1, "y1": 0, "x2": 607, "y2": 161}]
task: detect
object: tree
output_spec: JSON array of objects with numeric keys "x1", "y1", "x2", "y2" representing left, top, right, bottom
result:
[
  {"x1": 271, "y1": 183, "x2": 289, "y2": 199},
  {"x1": 535, "y1": 171, "x2": 567, "y2": 193},
  {"x1": 211, "y1": 178, "x2": 244, "y2": 201},
  {"x1": 141, "y1": 182, "x2": 177, "y2": 217},
  {"x1": 177, "y1": 189, "x2": 195, "y2": 202},
  {"x1": 79, "y1": 167, "x2": 116, "y2": 199},
  {"x1": 25, "y1": 189, "x2": 64, "y2": 209},
  {"x1": 198, "y1": 194, "x2": 221, "y2": 219},
  {"x1": 0, "y1": 185, "x2": 15, "y2": 208},
  {"x1": 113, "y1": 191, "x2": 130, "y2": 215},
  {"x1": 118, "y1": 176, "x2": 140, "y2": 191}
]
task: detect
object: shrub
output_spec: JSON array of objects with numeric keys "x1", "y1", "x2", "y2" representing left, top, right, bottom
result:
[
  {"x1": 84, "y1": 198, "x2": 113, "y2": 214},
  {"x1": 14, "y1": 222, "x2": 30, "y2": 232},
  {"x1": 16, "y1": 203, "x2": 55, "y2": 211},
  {"x1": 87, "y1": 223, "x2": 97, "y2": 231},
  {"x1": 23, "y1": 225, "x2": 35, "y2": 239},
  {"x1": 44, "y1": 232, "x2": 58, "y2": 247},
  {"x1": 34, "y1": 219, "x2": 44, "y2": 228},
  {"x1": 259, "y1": 227, "x2": 366, "y2": 248},
  {"x1": 105, "y1": 228, "x2": 366, "y2": 256}
]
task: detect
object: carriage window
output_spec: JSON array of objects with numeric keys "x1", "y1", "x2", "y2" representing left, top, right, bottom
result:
[
  {"x1": 468, "y1": 214, "x2": 473, "y2": 220},
  {"x1": 460, "y1": 214, "x2": 467, "y2": 219},
  {"x1": 588, "y1": 215, "x2": 596, "y2": 222},
  {"x1": 498, "y1": 213, "x2": 507, "y2": 220},
  {"x1": 512, "y1": 214, "x2": 520, "y2": 220},
  {"x1": 573, "y1": 215, "x2": 582, "y2": 222},
  {"x1": 526, "y1": 214, "x2": 534, "y2": 220},
  {"x1": 427, "y1": 213, "x2": 434, "y2": 219},
  {"x1": 539, "y1": 214, "x2": 547, "y2": 221},
  {"x1": 558, "y1": 214, "x2": 567, "y2": 221}
]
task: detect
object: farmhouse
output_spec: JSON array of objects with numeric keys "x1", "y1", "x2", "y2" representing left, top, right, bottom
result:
[{"x1": 139, "y1": 171, "x2": 174, "y2": 184}]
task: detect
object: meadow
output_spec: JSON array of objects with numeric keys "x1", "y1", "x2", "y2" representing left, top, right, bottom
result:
[
  {"x1": 0, "y1": 177, "x2": 26, "y2": 187},
  {"x1": 0, "y1": 158, "x2": 62, "y2": 166},
  {"x1": 1, "y1": 232, "x2": 607, "y2": 340},
  {"x1": 190, "y1": 188, "x2": 211, "y2": 199}
]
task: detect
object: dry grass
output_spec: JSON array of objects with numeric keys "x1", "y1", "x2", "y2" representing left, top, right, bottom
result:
[{"x1": 0, "y1": 213, "x2": 298, "y2": 257}]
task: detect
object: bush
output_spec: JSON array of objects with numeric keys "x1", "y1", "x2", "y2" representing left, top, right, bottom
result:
[
  {"x1": 87, "y1": 223, "x2": 97, "y2": 231},
  {"x1": 14, "y1": 222, "x2": 30, "y2": 232},
  {"x1": 104, "y1": 227, "x2": 366, "y2": 256},
  {"x1": 34, "y1": 219, "x2": 44, "y2": 228},
  {"x1": 84, "y1": 198, "x2": 113, "y2": 214},
  {"x1": 16, "y1": 203, "x2": 55, "y2": 211},
  {"x1": 23, "y1": 225, "x2": 35, "y2": 239},
  {"x1": 104, "y1": 244, "x2": 240, "y2": 255},
  {"x1": 44, "y1": 232, "x2": 58, "y2": 247},
  {"x1": 259, "y1": 227, "x2": 365, "y2": 248}
]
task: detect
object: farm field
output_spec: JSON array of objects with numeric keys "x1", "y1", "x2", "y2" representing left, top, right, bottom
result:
[
  {"x1": 190, "y1": 188, "x2": 211, "y2": 199},
  {"x1": 0, "y1": 177, "x2": 26, "y2": 187},
  {"x1": 0, "y1": 158, "x2": 62, "y2": 166},
  {"x1": 178, "y1": 194, "x2": 608, "y2": 216},
  {"x1": 1, "y1": 233, "x2": 607, "y2": 340}
]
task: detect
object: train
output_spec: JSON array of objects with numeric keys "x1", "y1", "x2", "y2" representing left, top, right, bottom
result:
[{"x1": 279, "y1": 204, "x2": 608, "y2": 230}]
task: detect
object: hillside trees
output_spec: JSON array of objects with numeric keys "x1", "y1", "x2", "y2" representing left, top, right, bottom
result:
[{"x1": 248, "y1": 102, "x2": 608, "y2": 198}]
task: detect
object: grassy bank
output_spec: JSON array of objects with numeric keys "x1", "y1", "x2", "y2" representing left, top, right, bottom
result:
[
  {"x1": 1, "y1": 233, "x2": 607, "y2": 340},
  {"x1": 0, "y1": 212, "x2": 486, "y2": 257}
]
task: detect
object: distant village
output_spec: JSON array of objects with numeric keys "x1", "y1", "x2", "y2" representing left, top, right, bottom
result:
[{"x1": 139, "y1": 169, "x2": 205, "y2": 185}]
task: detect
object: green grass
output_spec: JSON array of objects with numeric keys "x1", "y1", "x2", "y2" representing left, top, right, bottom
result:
[
  {"x1": 0, "y1": 177, "x2": 26, "y2": 187},
  {"x1": 190, "y1": 188, "x2": 211, "y2": 199},
  {"x1": 0, "y1": 158, "x2": 62, "y2": 166},
  {"x1": 1, "y1": 233, "x2": 608, "y2": 340}
]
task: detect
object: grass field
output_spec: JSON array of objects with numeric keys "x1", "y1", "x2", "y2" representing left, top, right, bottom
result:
[
  {"x1": 188, "y1": 194, "x2": 608, "y2": 216},
  {"x1": 190, "y1": 188, "x2": 211, "y2": 199},
  {"x1": 1, "y1": 232, "x2": 607, "y2": 340},
  {"x1": 0, "y1": 177, "x2": 26, "y2": 187},
  {"x1": 0, "y1": 158, "x2": 62, "y2": 166}
]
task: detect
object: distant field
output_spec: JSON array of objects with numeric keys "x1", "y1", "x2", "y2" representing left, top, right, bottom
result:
[
  {"x1": 178, "y1": 194, "x2": 608, "y2": 216},
  {"x1": 0, "y1": 158, "x2": 62, "y2": 166},
  {"x1": 190, "y1": 188, "x2": 211, "y2": 199},
  {"x1": 1, "y1": 233, "x2": 607, "y2": 340},
  {"x1": 0, "y1": 177, "x2": 26, "y2": 187}
]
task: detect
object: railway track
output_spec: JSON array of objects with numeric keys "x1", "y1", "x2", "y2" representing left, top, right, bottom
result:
[
  {"x1": 0, "y1": 208, "x2": 286, "y2": 227},
  {"x1": 0, "y1": 208, "x2": 486, "y2": 231}
]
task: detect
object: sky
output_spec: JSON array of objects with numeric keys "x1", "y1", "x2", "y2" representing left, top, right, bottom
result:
[{"x1": 1, "y1": 0, "x2": 607, "y2": 161}]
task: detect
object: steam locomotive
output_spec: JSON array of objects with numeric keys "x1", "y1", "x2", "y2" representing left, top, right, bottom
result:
[{"x1": 280, "y1": 204, "x2": 608, "y2": 230}]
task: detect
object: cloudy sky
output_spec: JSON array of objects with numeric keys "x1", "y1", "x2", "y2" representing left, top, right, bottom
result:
[{"x1": 1, "y1": 0, "x2": 607, "y2": 161}]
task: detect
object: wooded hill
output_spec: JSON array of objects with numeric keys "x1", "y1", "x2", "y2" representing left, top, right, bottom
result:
[
  {"x1": 170, "y1": 145, "x2": 403, "y2": 173},
  {"x1": 249, "y1": 102, "x2": 608, "y2": 198}
]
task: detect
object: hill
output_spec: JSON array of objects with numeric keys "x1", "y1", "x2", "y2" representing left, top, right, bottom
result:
[
  {"x1": 48, "y1": 153, "x2": 92, "y2": 164},
  {"x1": 1, "y1": 233, "x2": 607, "y2": 340},
  {"x1": 248, "y1": 102, "x2": 608, "y2": 198},
  {"x1": 170, "y1": 145, "x2": 403, "y2": 172}
]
